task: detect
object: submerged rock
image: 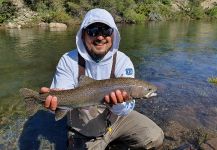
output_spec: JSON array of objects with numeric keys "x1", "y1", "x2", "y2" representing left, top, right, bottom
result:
[
  {"x1": 5, "y1": 22, "x2": 21, "y2": 29},
  {"x1": 49, "y1": 23, "x2": 67, "y2": 28},
  {"x1": 148, "y1": 12, "x2": 163, "y2": 21},
  {"x1": 38, "y1": 22, "x2": 49, "y2": 28},
  {"x1": 48, "y1": 23, "x2": 67, "y2": 31},
  {"x1": 201, "y1": 137, "x2": 217, "y2": 149},
  {"x1": 175, "y1": 143, "x2": 197, "y2": 150}
]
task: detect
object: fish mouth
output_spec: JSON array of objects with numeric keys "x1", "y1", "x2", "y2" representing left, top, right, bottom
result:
[{"x1": 145, "y1": 92, "x2": 157, "y2": 98}]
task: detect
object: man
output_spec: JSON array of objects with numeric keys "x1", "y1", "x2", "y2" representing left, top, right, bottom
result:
[{"x1": 41, "y1": 8, "x2": 164, "y2": 149}]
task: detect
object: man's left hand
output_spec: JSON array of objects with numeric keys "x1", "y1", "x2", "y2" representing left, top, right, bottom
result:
[{"x1": 104, "y1": 90, "x2": 130, "y2": 105}]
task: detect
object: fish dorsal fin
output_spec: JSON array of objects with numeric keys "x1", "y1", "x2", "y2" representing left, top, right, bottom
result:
[{"x1": 78, "y1": 75, "x2": 96, "y2": 87}]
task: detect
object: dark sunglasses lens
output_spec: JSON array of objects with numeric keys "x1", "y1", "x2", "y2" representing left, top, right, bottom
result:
[
  {"x1": 102, "y1": 28, "x2": 113, "y2": 36},
  {"x1": 87, "y1": 27, "x2": 99, "y2": 37},
  {"x1": 86, "y1": 27, "x2": 113, "y2": 37}
]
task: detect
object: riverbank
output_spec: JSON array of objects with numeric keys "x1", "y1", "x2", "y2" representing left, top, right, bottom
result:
[{"x1": 1, "y1": 0, "x2": 217, "y2": 29}]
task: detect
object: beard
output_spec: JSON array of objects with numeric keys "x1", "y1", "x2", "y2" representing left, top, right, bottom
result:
[
  {"x1": 83, "y1": 36, "x2": 113, "y2": 62},
  {"x1": 88, "y1": 47, "x2": 108, "y2": 62},
  {"x1": 89, "y1": 39, "x2": 111, "y2": 61}
]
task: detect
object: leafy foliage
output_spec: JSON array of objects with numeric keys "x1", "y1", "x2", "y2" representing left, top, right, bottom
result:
[
  {"x1": 162, "y1": 0, "x2": 171, "y2": 5},
  {"x1": 123, "y1": 8, "x2": 145, "y2": 23},
  {"x1": 190, "y1": 6, "x2": 205, "y2": 19},
  {"x1": 187, "y1": 0, "x2": 205, "y2": 19},
  {"x1": 3, "y1": 0, "x2": 217, "y2": 24},
  {"x1": 206, "y1": 6, "x2": 217, "y2": 19},
  {"x1": 64, "y1": 0, "x2": 91, "y2": 19},
  {"x1": 176, "y1": 0, "x2": 205, "y2": 20},
  {"x1": 0, "y1": 1, "x2": 16, "y2": 23}
]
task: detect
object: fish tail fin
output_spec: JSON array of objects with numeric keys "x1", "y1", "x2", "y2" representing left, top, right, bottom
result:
[
  {"x1": 19, "y1": 88, "x2": 41, "y2": 116},
  {"x1": 19, "y1": 88, "x2": 38, "y2": 99}
]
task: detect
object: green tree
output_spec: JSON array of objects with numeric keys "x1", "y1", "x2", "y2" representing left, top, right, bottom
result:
[
  {"x1": 0, "y1": 1, "x2": 16, "y2": 23},
  {"x1": 123, "y1": 8, "x2": 145, "y2": 23},
  {"x1": 206, "y1": 6, "x2": 217, "y2": 19},
  {"x1": 98, "y1": 0, "x2": 117, "y2": 14},
  {"x1": 187, "y1": 0, "x2": 205, "y2": 19}
]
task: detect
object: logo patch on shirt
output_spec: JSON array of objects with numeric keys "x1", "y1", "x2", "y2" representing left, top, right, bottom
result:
[{"x1": 125, "y1": 68, "x2": 133, "y2": 75}]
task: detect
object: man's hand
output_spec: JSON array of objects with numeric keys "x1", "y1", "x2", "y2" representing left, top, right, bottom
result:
[
  {"x1": 40, "y1": 87, "x2": 58, "y2": 111},
  {"x1": 104, "y1": 90, "x2": 130, "y2": 105}
]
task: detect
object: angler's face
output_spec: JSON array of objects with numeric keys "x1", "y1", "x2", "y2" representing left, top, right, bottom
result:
[{"x1": 83, "y1": 23, "x2": 113, "y2": 58}]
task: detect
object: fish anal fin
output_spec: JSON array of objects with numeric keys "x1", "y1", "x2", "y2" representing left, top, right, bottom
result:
[
  {"x1": 78, "y1": 75, "x2": 96, "y2": 87},
  {"x1": 55, "y1": 107, "x2": 69, "y2": 121}
]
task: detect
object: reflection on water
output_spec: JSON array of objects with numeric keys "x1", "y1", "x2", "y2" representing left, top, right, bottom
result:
[{"x1": 0, "y1": 21, "x2": 217, "y2": 148}]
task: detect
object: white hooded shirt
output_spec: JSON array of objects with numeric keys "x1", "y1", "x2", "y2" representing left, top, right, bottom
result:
[{"x1": 51, "y1": 8, "x2": 135, "y2": 120}]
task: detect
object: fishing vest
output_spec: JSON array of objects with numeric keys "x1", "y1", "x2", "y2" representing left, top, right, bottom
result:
[{"x1": 67, "y1": 52, "x2": 120, "y2": 137}]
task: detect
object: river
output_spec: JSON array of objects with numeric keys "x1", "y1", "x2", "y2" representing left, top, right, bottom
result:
[{"x1": 0, "y1": 21, "x2": 217, "y2": 149}]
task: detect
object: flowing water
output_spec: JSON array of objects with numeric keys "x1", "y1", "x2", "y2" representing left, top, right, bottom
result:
[{"x1": 0, "y1": 21, "x2": 217, "y2": 149}]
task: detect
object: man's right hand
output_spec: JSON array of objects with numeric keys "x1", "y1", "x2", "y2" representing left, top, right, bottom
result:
[{"x1": 40, "y1": 87, "x2": 58, "y2": 111}]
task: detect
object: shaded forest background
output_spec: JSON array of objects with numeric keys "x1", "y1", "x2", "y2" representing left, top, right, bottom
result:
[{"x1": 1, "y1": 0, "x2": 217, "y2": 25}]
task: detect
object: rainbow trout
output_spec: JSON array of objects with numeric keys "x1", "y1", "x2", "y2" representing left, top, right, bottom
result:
[{"x1": 20, "y1": 76, "x2": 157, "y2": 121}]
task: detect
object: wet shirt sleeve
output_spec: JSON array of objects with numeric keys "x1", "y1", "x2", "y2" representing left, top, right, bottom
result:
[{"x1": 110, "y1": 53, "x2": 136, "y2": 116}]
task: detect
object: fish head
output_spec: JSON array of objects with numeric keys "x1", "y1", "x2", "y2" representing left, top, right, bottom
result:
[
  {"x1": 142, "y1": 83, "x2": 157, "y2": 98},
  {"x1": 130, "y1": 81, "x2": 157, "y2": 99}
]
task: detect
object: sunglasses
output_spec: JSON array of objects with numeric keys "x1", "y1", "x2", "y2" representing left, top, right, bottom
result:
[{"x1": 85, "y1": 26, "x2": 114, "y2": 37}]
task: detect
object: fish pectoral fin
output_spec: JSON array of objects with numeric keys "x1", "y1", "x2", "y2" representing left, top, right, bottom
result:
[{"x1": 55, "y1": 107, "x2": 69, "y2": 121}]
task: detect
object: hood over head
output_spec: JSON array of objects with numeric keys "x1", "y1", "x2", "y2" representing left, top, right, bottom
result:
[{"x1": 76, "y1": 8, "x2": 120, "y2": 63}]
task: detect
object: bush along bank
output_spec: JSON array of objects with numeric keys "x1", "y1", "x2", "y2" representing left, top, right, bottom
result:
[{"x1": 1, "y1": 0, "x2": 217, "y2": 28}]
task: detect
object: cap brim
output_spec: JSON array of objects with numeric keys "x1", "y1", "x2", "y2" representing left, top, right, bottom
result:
[{"x1": 84, "y1": 20, "x2": 111, "y2": 29}]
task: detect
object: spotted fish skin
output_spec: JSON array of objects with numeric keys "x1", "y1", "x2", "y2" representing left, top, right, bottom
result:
[{"x1": 20, "y1": 76, "x2": 157, "y2": 120}]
